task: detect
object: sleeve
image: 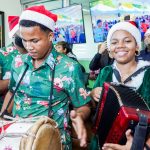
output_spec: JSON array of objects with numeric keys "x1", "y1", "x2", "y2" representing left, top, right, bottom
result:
[
  {"x1": 0, "y1": 53, "x2": 12, "y2": 80},
  {"x1": 89, "y1": 53, "x2": 102, "y2": 70},
  {"x1": 8, "y1": 58, "x2": 17, "y2": 93},
  {"x1": 67, "y1": 63, "x2": 91, "y2": 108},
  {"x1": 138, "y1": 69, "x2": 150, "y2": 107},
  {"x1": 93, "y1": 66, "x2": 113, "y2": 88}
]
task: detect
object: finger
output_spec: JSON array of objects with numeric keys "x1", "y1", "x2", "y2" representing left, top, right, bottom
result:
[
  {"x1": 70, "y1": 110, "x2": 78, "y2": 133},
  {"x1": 126, "y1": 129, "x2": 132, "y2": 140},
  {"x1": 93, "y1": 97, "x2": 100, "y2": 102},
  {"x1": 102, "y1": 146, "x2": 113, "y2": 150},
  {"x1": 103, "y1": 143, "x2": 124, "y2": 150},
  {"x1": 80, "y1": 128, "x2": 87, "y2": 147},
  {"x1": 77, "y1": 121, "x2": 83, "y2": 139},
  {"x1": 93, "y1": 94, "x2": 100, "y2": 102},
  {"x1": 70, "y1": 110, "x2": 77, "y2": 120}
]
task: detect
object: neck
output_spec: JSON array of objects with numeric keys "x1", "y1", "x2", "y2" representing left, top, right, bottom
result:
[
  {"x1": 116, "y1": 59, "x2": 137, "y2": 75},
  {"x1": 33, "y1": 45, "x2": 52, "y2": 69}
]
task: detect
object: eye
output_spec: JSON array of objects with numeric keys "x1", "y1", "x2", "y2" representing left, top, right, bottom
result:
[
  {"x1": 125, "y1": 40, "x2": 131, "y2": 43},
  {"x1": 111, "y1": 41, "x2": 117, "y2": 45},
  {"x1": 32, "y1": 40, "x2": 38, "y2": 43}
]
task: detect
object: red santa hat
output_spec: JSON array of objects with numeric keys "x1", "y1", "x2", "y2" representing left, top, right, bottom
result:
[
  {"x1": 19, "y1": 5, "x2": 57, "y2": 31},
  {"x1": 8, "y1": 16, "x2": 19, "y2": 38},
  {"x1": 107, "y1": 21, "x2": 141, "y2": 51}
]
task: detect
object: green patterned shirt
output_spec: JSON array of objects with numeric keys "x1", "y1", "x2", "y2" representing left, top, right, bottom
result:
[
  {"x1": 9, "y1": 48, "x2": 91, "y2": 149},
  {"x1": 0, "y1": 43, "x2": 19, "y2": 109}
]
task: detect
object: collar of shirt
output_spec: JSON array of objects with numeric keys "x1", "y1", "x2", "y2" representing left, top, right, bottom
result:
[{"x1": 24, "y1": 47, "x2": 58, "y2": 70}]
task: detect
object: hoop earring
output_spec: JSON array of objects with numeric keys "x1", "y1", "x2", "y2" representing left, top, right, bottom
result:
[{"x1": 135, "y1": 50, "x2": 140, "y2": 56}]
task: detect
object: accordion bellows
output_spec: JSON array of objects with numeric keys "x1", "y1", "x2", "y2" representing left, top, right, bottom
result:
[{"x1": 93, "y1": 82, "x2": 150, "y2": 147}]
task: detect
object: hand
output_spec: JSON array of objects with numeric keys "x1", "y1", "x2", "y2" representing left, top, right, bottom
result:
[
  {"x1": 90, "y1": 87, "x2": 102, "y2": 102},
  {"x1": 98, "y1": 41, "x2": 107, "y2": 54},
  {"x1": 70, "y1": 110, "x2": 87, "y2": 147},
  {"x1": 102, "y1": 129, "x2": 133, "y2": 150}
]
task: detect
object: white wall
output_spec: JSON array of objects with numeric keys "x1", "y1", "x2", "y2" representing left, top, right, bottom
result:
[
  {"x1": 0, "y1": 0, "x2": 22, "y2": 45},
  {"x1": 73, "y1": 13, "x2": 99, "y2": 60}
]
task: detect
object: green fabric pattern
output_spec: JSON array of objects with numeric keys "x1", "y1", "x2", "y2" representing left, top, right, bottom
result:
[
  {"x1": 0, "y1": 43, "x2": 19, "y2": 109},
  {"x1": 9, "y1": 48, "x2": 91, "y2": 150}
]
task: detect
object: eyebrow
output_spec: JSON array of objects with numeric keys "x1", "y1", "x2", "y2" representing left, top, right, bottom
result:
[
  {"x1": 21, "y1": 38, "x2": 36, "y2": 42},
  {"x1": 111, "y1": 36, "x2": 131, "y2": 41}
]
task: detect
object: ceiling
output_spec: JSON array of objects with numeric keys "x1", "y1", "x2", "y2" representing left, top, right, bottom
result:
[{"x1": 21, "y1": 0, "x2": 150, "y2": 15}]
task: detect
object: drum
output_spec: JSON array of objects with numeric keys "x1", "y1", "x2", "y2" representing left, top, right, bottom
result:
[{"x1": 0, "y1": 116, "x2": 62, "y2": 150}]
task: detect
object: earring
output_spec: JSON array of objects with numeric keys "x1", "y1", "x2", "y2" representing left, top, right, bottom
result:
[{"x1": 135, "y1": 50, "x2": 140, "y2": 56}]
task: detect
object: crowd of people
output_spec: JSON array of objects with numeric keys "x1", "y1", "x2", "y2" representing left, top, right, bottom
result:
[
  {"x1": 0, "y1": 4, "x2": 150, "y2": 150},
  {"x1": 93, "y1": 14, "x2": 150, "y2": 43}
]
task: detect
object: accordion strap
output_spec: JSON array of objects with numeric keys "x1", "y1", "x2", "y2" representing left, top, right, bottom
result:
[
  {"x1": 131, "y1": 113, "x2": 148, "y2": 150},
  {"x1": 113, "y1": 65, "x2": 150, "y2": 84}
]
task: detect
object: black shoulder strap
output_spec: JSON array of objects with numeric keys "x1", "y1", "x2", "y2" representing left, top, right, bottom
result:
[
  {"x1": 113, "y1": 65, "x2": 150, "y2": 84},
  {"x1": 48, "y1": 65, "x2": 55, "y2": 117},
  {"x1": 131, "y1": 113, "x2": 148, "y2": 150},
  {"x1": 1, "y1": 64, "x2": 29, "y2": 117}
]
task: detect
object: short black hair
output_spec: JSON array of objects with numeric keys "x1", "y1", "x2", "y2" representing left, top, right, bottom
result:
[
  {"x1": 97, "y1": 19, "x2": 102, "y2": 25},
  {"x1": 13, "y1": 34, "x2": 24, "y2": 49},
  {"x1": 19, "y1": 20, "x2": 53, "y2": 33},
  {"x1": 56, "y1": 41, "x2": 72, "y2": 54}
]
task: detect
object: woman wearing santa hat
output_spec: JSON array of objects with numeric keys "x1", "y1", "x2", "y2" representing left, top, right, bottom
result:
[{"x1": 90, "y1": 21, "x2": 150, "y2": 150}]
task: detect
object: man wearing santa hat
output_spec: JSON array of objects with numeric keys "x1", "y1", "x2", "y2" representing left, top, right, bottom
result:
[
  {"x1": 1, "y1": 5, "x2": 91, "y2": 149},
  {"x1": 0, "y1": 16, "x2": 27, "y2": 110}
]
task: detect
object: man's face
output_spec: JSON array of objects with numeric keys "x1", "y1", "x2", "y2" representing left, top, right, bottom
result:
[
  {"x1": 20, "y1": 25, "x2": 53, "y2": 60},
  {"x1": 144, "y1": 33, "x2": 150, "y2": 47}
]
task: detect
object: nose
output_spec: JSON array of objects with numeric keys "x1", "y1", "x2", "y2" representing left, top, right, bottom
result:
[
  {"x1": 116, "y1": 41, "x2": 125, "y2": 48},
  {"x1": 25, "y1": 41, "x2": 33, "y2": 51}
]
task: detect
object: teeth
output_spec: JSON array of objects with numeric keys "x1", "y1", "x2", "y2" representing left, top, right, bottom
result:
[{"x1": 117, "y1": 51, "x2": 127, "y2": 56}]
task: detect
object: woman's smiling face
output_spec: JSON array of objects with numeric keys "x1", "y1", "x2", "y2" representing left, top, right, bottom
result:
[{"x1": 109, "y1": 30, "x2": 139, "y2": 64}]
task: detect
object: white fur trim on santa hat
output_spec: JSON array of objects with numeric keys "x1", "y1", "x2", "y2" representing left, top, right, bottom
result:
[
  {"x1": 8, "y1": 24, "x2": 19, "y2": 38},
  {"x1": 145, "y1": 28, "x2": 150, "y2": 35},
  {"x1": 19, "y1": 10, "x2": 55, "y2": 31},
  {"x1": 107, "y1": 22, "x2": 141, "y2": 51}
]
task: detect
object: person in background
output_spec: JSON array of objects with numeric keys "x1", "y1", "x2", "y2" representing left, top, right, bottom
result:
[
  {"x1": 1, "y1": 6, "x2": 91, "y2": 149},
  {"x1": 90, "y1": 22, "x2": 150, "y2": 149},
  {"x1": 55, "y1": 41, "x2": 86, "y2": 73},
  {"x1": 89, "y1": 41, "x2": 113, "y2": 80},
  {"x1": 55, "y1": 41, "x2": 77, "y2": 60},
  {"x1": 94, "y1": 19, "x2": 104, "y2": 42},
  {"x1": 0, "y1": 16, "x2": 27, "y2": 109},
  {"x1": 138, "y1": 28, "x2": 150, "y2": 61},
  {"x1": 55, "y1": 41, "x2": 88, "y2": 88}
]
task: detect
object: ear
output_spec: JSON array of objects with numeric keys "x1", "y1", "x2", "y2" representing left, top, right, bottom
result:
[
  {"x1": 48, "y1": 32, "x2": 54, "y2": 42},
  {"x1": 135, "y1": 45, "x2": 140, "y2": 55},
  {"x1": 64, "y1": 48, "x2": 67, "y2": 54}
]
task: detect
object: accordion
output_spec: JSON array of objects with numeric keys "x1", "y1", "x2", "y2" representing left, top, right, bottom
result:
[{"x1": 93, "y1": 82, "x2": 150, "y2": 147}]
